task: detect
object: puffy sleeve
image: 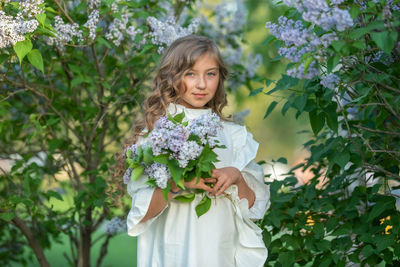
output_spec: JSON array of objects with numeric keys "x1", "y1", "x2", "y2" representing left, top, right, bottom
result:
[
  {"x1": 126, "y1": 136, "x2": 168, "y2": 236},
  {"x1": 228, "y1": 123, "x2": 270, "y2": 220}
]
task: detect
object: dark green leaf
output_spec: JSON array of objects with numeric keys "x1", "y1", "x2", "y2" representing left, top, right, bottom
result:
[
  {"x1": 46, "y1": 190, "x2": 63, "y2": 201},
  {"x1": 249, "y1": 87, "x2": 264, "y2": 96},
  {"x1": 309, "y1": 110, "x2": 325, "y2": 135},
  {"x1": 0, "y1": 212, "x2": 15, "y2": 222},
  {"x1": 195, "y1": 195, "x2": 211, "y2": 217},
  {"x1": 371, "y1": 31, "x2": 398, "y2": 54},
  {"x1": 264, "y1": 101, "x2": 278, "y2": 119}
]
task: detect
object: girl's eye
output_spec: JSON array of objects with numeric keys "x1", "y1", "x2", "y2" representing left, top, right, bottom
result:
[
  {"x1": 186, "y1": 72, "x2": 195, "y2": 76},
  {"x1": 207, "y1": 72, "x2": 216, "y2": 76}
]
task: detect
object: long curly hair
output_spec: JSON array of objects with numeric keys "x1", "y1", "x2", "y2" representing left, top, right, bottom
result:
[{"x1": 108, "y1": 35, "x2": 229, "y2": 205}]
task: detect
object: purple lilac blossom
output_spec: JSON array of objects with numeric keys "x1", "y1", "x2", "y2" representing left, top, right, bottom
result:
[
  {"x1": 145, "y1": 162, "x2": 171, "y2": 189},
  {"x1": 123, "y1": 168, "x2": 133, "y2": 184},
  {"x1": 105, "y1": 217, "x2": 126, "y2": 235},
  {"x1": 320, "y1": 73, "x2": 340, "y2": 89},
  {"x1": 282, "y1": 0, "x2": 353, "y2": 31}
]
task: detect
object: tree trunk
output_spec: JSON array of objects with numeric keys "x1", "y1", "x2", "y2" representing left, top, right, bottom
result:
[
  {"x1": 78, "y1": 208, "x2": 92, "y2": 267},
  {"x1": 12, "y1": 217, "x2": 50, "y2": 267}
]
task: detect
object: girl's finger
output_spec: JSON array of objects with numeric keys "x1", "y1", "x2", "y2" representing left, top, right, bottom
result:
[
  {"x1": 216, "y1": 183, "x2": 229, "y2": 196},
  {"x1": 211, "y1": 180, "x2": 224, "y2": 195},
  {"x1": 203, "y1": 178, "x2": 217, "y2": 183}
]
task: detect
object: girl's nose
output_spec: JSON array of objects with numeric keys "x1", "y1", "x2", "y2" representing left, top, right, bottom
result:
[{"x1": 196, "y1": 75, "x2": 206, "y2": 89}]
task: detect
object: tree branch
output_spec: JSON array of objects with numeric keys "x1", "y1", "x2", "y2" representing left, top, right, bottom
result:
[{"x1": 11, "y1": 216, "x2": 50, "y2": 267}]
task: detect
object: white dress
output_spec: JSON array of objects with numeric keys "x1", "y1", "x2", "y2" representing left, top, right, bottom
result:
[{"x1": 126, "y1": 103, "x2": 270, "y2": 267}]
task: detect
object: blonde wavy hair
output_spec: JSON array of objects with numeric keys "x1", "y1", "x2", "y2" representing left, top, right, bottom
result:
[{"x1": 108, "y1": 35, "x2": 229, "y2": 204}]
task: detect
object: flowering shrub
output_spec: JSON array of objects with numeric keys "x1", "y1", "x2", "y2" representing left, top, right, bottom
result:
[
  {"x1": 257, "y1": 0, "x2": 400, "y2": 265},
  {"x1": 0, "y1": 0, "x2": 259, "y2": 265},
  {"x1": 125, "y1": 112, "x2": 225, "y2": 217}
]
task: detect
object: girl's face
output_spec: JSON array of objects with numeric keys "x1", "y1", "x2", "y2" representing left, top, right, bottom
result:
[{"x1": 178, "y1": 52, "x2": 220, "y2": 109}]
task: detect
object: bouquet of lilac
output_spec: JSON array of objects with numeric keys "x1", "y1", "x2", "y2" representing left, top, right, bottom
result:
[{"x1": 123, "y1": 111, "x2": 225, "y2": 217}]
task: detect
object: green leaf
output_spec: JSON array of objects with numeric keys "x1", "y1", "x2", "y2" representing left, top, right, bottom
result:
[
  {"x1": 276, "y1": 157, "x2": 287, "y2": 164},
  {"x1": 36, "y1": 13, "x2": 46, "y2": 26},
  {"x1": 333, "y1": 152, "x2": 350, "y2": 169},
  {"x1": 0, "y1": 212, "x2": 15, "y2": 222},
  {"x1": 167, "y1": 160, "x2": 184, "y2": 183},
  {"x1": 0, "y1": 54, "x2": 8, "y2": 65},
  {"x1": 175, "y1": 193, "x2": 195, "y2": 203},
  {"x1": 131, "y1": 166, "x2": 144, "y2": 181},
  {"x1": 266, "y1": 74, "x2": 298, "y2": 95},
  {"x1": 249, "y1": 87, "x2": 264, "y2": 96},
  {"x1": 361, "y1": 245, "x2": 374, "y2": 258},
  {"x1": 331, "y1": 40, "x2": 346, "y2": 53},
  {"x1": 309, "y1": 110, "x2": 325, "y2": 135},
  {"x1": 143, "y1": 146, "x2": 153, "y2": 164},
  {"x1": 195, "y1": 195, "x2": 211, "y2": 217},
  {"x1": 97, "y1": 37, "x2": 112, "y2": 48},
  {"x1": 303, "y1": 57, "x2": 314, "y2": 75},
  {"x1": 27, "y1": 49, "x2": 44, "y2": 73},
  {"x1": 327, "y1": 54, "x2": 340, "y2": 73},
  {"x1": 173, "y1": 111, "x2": 185, "y2": 123},
  {"x1": 264, "y1": 101, "x2": 278, "y2": 119},
  {"x1": 154, "y1": 154, "x2": 169, "y2": 164},
  {"x1": 47, "y1": 190, "x2": 63, "y2": 201},
  {"x1": 371, "y1": 31, "x2": 398, "y2": 54},
  {"x1": 13, "y1": 39, "x2": 33, "y2": 64}
]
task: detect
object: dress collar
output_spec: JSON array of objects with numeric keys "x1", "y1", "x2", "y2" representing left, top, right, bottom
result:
[{"x1": 167, "y1": 103, "x2": 212, "y2": 120}]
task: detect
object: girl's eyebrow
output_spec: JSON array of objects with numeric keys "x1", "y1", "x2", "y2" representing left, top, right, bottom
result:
[{"x1": 190, "y1": 67, "x2": 219, "y2": 71}]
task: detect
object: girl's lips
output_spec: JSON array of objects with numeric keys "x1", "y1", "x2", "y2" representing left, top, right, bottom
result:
[{"x1": 193, "y1": 93, "x2": 207, "y2": 98}]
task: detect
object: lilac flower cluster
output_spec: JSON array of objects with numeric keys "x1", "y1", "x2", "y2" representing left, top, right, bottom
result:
[
  {"x1": 286, "y1": 61, "x2": 320, "y2": 79},
  {"x1": 19, "y1": 0, "x2": 45, "y2": 18},
  {"x1": 188, "y1": 113, "x2": 221, "y2": 145},
  {"x1": 177, "y1": 141, "x2": 204, "y2": 168},
  {"x1": 0, "y1": 0, "x2": 45, "y2": 49},
  {"x1": 146, "y1": 16, "x2": 200, "y2": 53},
  {"x1": 145, "y1": 163, "x2": 171, "y2": 189},
  {"x1": 84, "y1": 10, "x2": 99, "y2": 41},
  {"x1": 46, "y1": 16, "x2": 83, "y2": 51},
  {"x1": 105, "y1": 217, "x2": 126, "y2": 235},
  {"x1": 282, "y1": 0, "x2": 353, "y2": 31},
  {"x1": 320, "y1": 73, "x2": 340, "y2": 89},
  {"x1": 124, "y1": 113, "x2": 222, "y2": 186},
  {"x1": 148, "y1": 123, "x2": 190, "y2": 156},
  {"x1": 214, "y1": 0, "x2": 246, "y2": 35},
  {"x1": 105, "y1": 14, "x2": 142, "y2": 47}
]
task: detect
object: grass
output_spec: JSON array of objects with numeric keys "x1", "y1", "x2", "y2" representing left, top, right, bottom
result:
[{"x1": 15, "y1": 232, "x2": 137, "y2": 267}]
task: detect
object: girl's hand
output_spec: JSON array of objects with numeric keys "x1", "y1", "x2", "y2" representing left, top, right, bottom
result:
[
  {"x1": 210, "y1": 167, "x2": 243, "y2": 196},
  {"x1": 170, "y1": 178, "x2": 217, "y2": 193}
]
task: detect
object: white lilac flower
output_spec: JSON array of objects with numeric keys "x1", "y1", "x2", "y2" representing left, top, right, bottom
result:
[
  {"x1": 320, "y1": 73, "x2": 340, "y2": 89},
  {"x1": 145, "y1": 163, "x2": 171, "y2": 189},
  {"x1": 105, "y1": 14, "x2": 129, "y2": 46},
  {"x1": 84, "y1": 10, "x2": 99, "y2": 40},
  {"x1": 177, "y1": 141, "x2": 204, "y2": 168},
  {"x1": 0, "y1": 11, "x2": 39, "y2": 48},
  {"x1": 189, "y1": 113, "x2": 222, "y2": 145},
  {"x1": 123, "y1": 167, "x2": 132, "y2": 184},
  {"x1": 88, "y1": 0, "x2": 101, "y2": 9},
  {"x1": 105, "y1": 217, "x2": 126, "y2": 235},
  {"x1": 19, "y1": 0, "x2": 45, "y2": 18},
  {"x1": 146, "y1": 16, "x2": 200, "y2": 53},
  {"x1": 46, "y1": 16, "x2": 83, "y2": 51}
]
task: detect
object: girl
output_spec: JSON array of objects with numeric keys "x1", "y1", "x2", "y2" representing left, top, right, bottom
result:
[{"x1": 120, "y1": 35, "x2": 270, "y2": 267}]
